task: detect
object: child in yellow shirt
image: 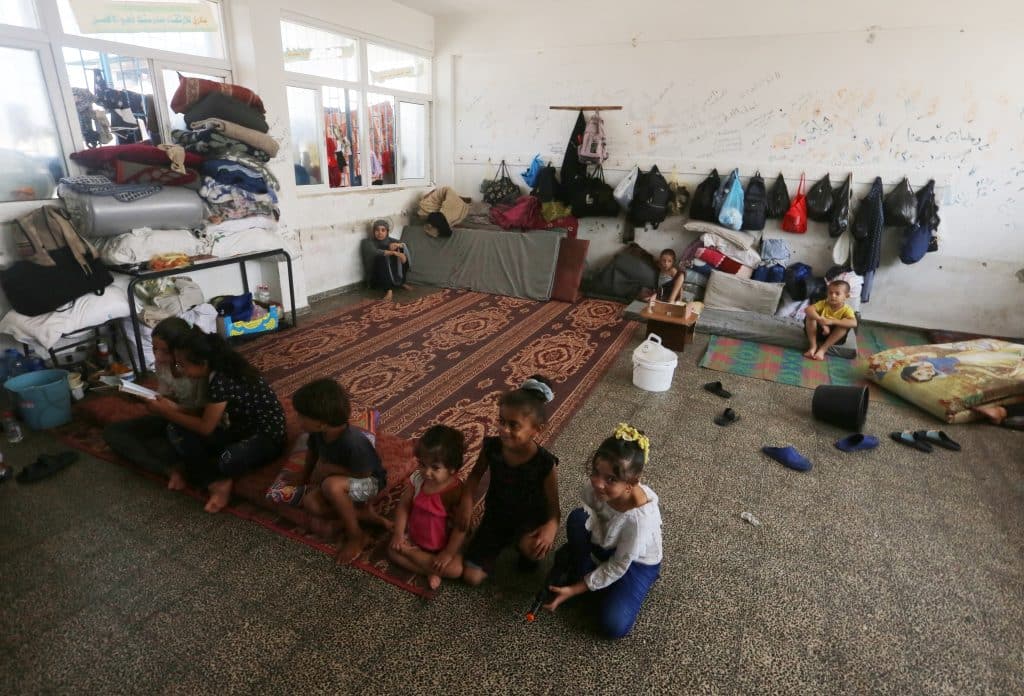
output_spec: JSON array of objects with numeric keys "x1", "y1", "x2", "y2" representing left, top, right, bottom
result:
[{"x1": 803, "y1": 280, "x2": 857, "y2": 361}]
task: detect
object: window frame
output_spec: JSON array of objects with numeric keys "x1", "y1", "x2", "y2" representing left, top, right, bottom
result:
[
  {"x1": 281, "y1": 13, "x2": 433, "y2": 196},
  {"x1": 0, "y1": 0, "x2": 234, "y2": 210}
]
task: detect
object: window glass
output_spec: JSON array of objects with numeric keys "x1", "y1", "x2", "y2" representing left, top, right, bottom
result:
[
  {"x1": 161, "y1": 68, "x2": 223, "y2": 133},
  {"x1": 323, "y1": 86, "x2": 360, "y2": 188},
  {"x1": 366, "y1": 93, "x2": 395, "y2": 186},
  {"x1": 0, "y1": 46, "x2": 65, "y2": 202},
  {"x1": 367, "y1": 43, "x2": 430, "y2": 94},
  {"x1": 398, "y1": 101, "x2": 426, "y2": 180},
  {"x1": 63, "y1": 46, "x2": 160, "y2": 147},
  {"x1": 5, "y1": 0, "x2": 39, "y2": 28},
  {"x1": 286, "y1": 86, "x2": 322, "y2": 186},
  {"x1": 281, "y1": 21, "x2": 358, "y2": 83},
  {"x1": 58, "y1": 0, "x2": 225, "y2": 59}
]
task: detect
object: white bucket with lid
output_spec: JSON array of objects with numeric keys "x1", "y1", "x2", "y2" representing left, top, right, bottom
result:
[{"x1": 632, "y1": 333, "x2": 678, "y2": 392}]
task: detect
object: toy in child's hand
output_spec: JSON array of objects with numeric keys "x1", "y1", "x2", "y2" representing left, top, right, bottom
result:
[{"x1": 525, "y1": 551, "x2": 571, "y2": 622}]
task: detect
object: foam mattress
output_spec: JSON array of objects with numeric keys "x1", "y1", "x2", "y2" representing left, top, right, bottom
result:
[{"x1": 63, "y1": 187, "x2": 207, "y2": 238}]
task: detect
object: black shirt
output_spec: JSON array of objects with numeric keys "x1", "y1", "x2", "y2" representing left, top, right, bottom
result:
[
  {"x1": 208, "y1": 372, "x2": 286, "y2": 444},
  {"x1": 309, "y1": 426, "x2": 387, "y2": 491}
]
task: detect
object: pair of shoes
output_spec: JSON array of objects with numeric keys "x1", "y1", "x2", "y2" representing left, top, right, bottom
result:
[
  {"x1": 762, "y1": 445, "x2": 812, "y2": 472},
  {"x1": 834, "y1": 434, "x2": 880, "y2": 452},
  {"x1": 704, "y1": 381, "x2": 732, "y2": 399},
  {"x1": 16, "y1": 451, "x2": 78, "y2": 484},
  {"x1": 714, "y1": 408, "x2": 739, "y2": 426}
]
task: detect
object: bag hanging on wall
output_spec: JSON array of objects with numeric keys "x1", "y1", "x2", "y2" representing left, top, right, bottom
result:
[
  {"x1": 742, "y1": 171, "x2": 767, "y2": 231},
  {"x1": 559, "y1": 111, "x2": 588, "y2": 203},
  {"x1": 806, "y1": 173, "x2": 833, "y2": 222},
  {"x1": 613, "y1": 166, "x2": 640, "y2": 209},
  {"x1": 532, "y1": 163, "x2": 559, "y2": 202},
  {"x1": 717, "y1": 169, "x2": 745, "y2": 231},
  {"x1": 480, "y1": 160, "x2": 522, "y2": 206},
  {"x1": 781, "y1": 173, "x2": 808, "y2": 233},
  {"x1": 690, "y1": 169, "x2": 721, "y2": 222},
  {"x1": 522, "y1": 155, "x2": 543, "y2": 188},
  {"x1": 577, "y1": 111, "x2": 609, "y2": 164},
  {"x1": 571, "y1": 165, "x2": 619, "y2": 218},
  {"x1": 766, "y1": 173, "x2": 790, "y2": 219},
  {"x1": 628, "y1": 165, "x2": 671, "y2": 228},
  {"x1": 829, "y1": 174, "x2": 852, "y2": 238},
  {"x1": 900, "y1": 179, "x2": 939, "y2": 264},
  {"x1": 883, "y1": 177, "x2": 917, "y2": 227}
]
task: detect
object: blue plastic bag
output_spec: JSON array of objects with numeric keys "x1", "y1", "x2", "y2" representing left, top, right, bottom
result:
[
  {"x1": 521, "y1": 155, "x2": 543, "y2": 188},
  {"x1": 717, "y1": 169, "x2": 745, "y2": 230}
]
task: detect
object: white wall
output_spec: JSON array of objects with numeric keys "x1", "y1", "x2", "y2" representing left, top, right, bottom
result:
[{"x1": 434, "y1": 0, "x2": 1024, "y2": 336}]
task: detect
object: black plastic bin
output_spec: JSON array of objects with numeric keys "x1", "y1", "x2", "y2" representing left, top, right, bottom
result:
[{"x1": 812, "y1": 385, "x2": 868, "y2": 432}]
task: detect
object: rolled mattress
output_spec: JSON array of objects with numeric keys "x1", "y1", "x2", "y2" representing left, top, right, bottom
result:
[{"x1": 63, "y1": 188, "x2": 207, "y2": 238}]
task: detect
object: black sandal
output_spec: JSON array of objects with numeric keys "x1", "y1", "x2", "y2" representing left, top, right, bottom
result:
[
  {"x1": 16, "y1": 451, "x2": 78, "y2": 484},
  {"x1": 703, "y1": 381, "x2": 732, "y2": 399}
]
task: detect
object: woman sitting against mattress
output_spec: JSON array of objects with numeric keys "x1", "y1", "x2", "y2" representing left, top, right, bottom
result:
[{"x1": 359, "y1": 218, "x2": 412, "y2": 301}]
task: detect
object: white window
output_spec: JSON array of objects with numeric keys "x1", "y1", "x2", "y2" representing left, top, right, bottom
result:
[
  {"x1": 282, "y1": 18, "x2": 431, "y2": 192},
  {"x1": 0, "y1": 0, "x2": 233, "y2": 204}
]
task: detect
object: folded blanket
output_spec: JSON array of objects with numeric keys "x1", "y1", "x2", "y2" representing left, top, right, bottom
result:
[
  {"x1": 173, "y1": 128, "x2": 271, "y2": 162},
  {"x1": 184, "y1": 92, "x2": 268, "y2": 134},
  {"x1": 58, "y1": 175, "x2": 160, "y2": 203},
  {"x1": 201, "y1": 160, "x2": 271, "y2": 194},
  {"x1": 189, "y1": 117, "x2": 279, "y2": 157}
]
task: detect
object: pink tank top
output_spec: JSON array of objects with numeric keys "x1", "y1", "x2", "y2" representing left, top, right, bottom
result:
[{"x1": 408, "y1": 472, "x2": 456, "y2": 553}]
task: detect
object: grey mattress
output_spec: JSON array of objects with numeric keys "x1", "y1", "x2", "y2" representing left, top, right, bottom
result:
[
  {"x1": 63, "y1": 187, "x2": 207, "y2": 238},
  {"x1": 403, "y1": 224, "x2": 564, "y2": 301},
  {"x1": 695, "y1": 307, "x2": 859, "y2": 359}
]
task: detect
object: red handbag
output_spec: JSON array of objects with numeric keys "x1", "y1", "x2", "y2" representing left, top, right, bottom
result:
[
  {"x1": 781, "y1": 174, "x2": 808, "y2": 233},
  {"x1": 489, "y1": 195, "x2": 540, "y2": 229}
]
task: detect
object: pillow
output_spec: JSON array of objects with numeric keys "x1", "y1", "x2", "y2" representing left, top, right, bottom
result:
[
  {"x1": 703, "y1": 270, "x2": 784, "y2": 314},
  {"x1": 71, "y1": 145, "x2": 204, "y2": 170},
  {"x1": 114, "y1": 160, "x2": 199, "y2": 188},
  {"x1": 550, "y1": 238, "x2": 590, "y2": 302},
  {"x1": 684, "y1": 221, "x2": 761, "y2": 250},
  {"x1": 867, "y1": 340, "x2": 1024, "y2": 423},
  {"x1": 169, "y1": 75, "x2": 265, "y2": 115}
]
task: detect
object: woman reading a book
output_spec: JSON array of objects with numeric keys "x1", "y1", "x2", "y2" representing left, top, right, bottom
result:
[{"x1": 102, "y1": 318, "x2": 205, "y2": 476}]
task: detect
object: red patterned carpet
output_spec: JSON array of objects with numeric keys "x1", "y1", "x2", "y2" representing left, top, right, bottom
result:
[{"x1": 59, "y1": 289, "x2": 638, "y2": 596}]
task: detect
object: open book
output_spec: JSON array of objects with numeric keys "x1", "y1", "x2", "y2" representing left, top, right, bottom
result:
[{"x1": 118, "y1": 380, "x2": 158, "y2": 400}]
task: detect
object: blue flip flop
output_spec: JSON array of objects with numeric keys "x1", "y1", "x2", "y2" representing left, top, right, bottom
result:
[
  {"x1": 890, "y1": 431, "x2": 932, "y2": 453},
  {"x1": 913, "y1": 430, "x2": 961, "y2": 452},
  {"x1": 834, "y1": 434, "x2": 880, "y2": 452},
  {"x1": 762, "y1": 446, "x2": 813, "y2": 472}
]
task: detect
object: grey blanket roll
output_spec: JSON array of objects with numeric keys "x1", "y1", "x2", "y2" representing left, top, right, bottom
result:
[
  {"x1": 403, "y1": 225, "x2": 564, "y2": 301},
  {"x1": 62, "y1": 187, "x2": 207, "y2": 238}
]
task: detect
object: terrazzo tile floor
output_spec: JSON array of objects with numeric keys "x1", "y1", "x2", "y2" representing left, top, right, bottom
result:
[{"x1": 1, "y1": 287, "x2": 1021, "y2": 695}]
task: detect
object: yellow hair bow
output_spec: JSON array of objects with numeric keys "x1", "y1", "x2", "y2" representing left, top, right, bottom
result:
[{"x1": 613, "y1": 422, "x2": 650, "y2": 465}]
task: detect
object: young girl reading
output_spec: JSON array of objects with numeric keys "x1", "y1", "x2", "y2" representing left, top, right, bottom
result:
[
  {"x1": 543, "y1": 423, "x2": 663, "y2": 639},
  {"x1": 148, "y1": 327, "x2": 286, "y2": 513},
  {"x1": 461, "y1": 376, "x2": 561, "y2": 585},
  {"x1": 389, "y1": 425, "x2": 472, "y2": 589},
  {"x1": 103, "y1": 317, "x2": 205, "y2": 477}
]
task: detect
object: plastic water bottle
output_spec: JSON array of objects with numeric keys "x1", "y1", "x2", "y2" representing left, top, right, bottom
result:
[
  {"x1": 740, "y1": 511, "x2": 762, "y2": 527},
  {"x1": 24, "y1": 347, "x2": 45, "y2": 372},
  {"x1": 5, "y1": 350, "x2": 26, "y2": 379},
  {"x1": 3, "y1": 412, "x2": 24, "y2": 444}
]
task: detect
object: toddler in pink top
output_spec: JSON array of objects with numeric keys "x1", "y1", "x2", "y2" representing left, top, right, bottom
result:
[{"x1": 389, "y1": 425, "x2": 471, "y2": 590}]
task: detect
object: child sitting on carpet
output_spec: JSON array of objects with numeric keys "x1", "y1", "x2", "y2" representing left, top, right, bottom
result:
[
  {"x1": 542, "y1": 423, "x2": 662, "y2": 639},
  {"x1": 461, "y1": 376, "x2": 561, "y2": 586},
  {"x1": 803, "y1": 279, "x2": 857, "y2": 361},
  {"x1": 149, "y1": 327, "x2": 286, "y2": 513},
  {"x1": 103, "y1": 317, "x2": 205, "y2": 477},
  {"x1": 656, "y1": 249, "x2": 678, "y2": 301},
  {"x1": 289, "y1": 378, "x2": 392, "y2": 564},
  {"x1": 389, "y1": 425, "x2": 472, "y2": 590}
]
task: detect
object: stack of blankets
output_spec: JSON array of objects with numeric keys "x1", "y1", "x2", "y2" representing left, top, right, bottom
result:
[{"x1": 170, "y1": 75, "x2": 281, "y2": 223}]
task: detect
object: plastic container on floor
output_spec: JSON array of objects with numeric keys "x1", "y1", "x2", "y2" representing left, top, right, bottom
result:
[
  {"x1": 811, "y1": 384, "x2": 869, "y2": 432},
  {"x1": 632, "y1": 333, "x2": 678, "y2": 392},
  {"x1": 4, "y1": 369, "x2": 72, "y2": 430}
]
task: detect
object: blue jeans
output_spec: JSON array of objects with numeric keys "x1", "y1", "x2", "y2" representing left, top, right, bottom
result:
[
  {"x1": 563, "y1": 507, "x2": 661, "y2": 639},
  {"x1": 167, "y1": 424, "x2": 282, "y2": 488}
]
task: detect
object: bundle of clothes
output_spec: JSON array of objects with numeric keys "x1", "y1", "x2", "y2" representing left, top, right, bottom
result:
[{"x1": 170, "y1": 75, "x2": 281, "y2": 223}]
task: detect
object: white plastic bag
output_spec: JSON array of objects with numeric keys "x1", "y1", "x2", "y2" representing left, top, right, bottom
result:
[{"x1": 613, "y1": 166, "x2": 640, "y2": 208}]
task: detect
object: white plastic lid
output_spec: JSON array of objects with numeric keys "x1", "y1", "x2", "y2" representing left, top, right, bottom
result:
[{"x1": 632, "y1": 333, "x2": 678, "y2": 366}]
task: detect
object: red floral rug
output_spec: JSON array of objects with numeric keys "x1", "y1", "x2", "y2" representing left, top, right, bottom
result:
[{"x1": 58, "y1": 290, "x2": 638, "y2": 597}]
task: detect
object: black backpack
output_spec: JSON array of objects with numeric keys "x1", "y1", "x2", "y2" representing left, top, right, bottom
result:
[
  {"x1": 532, "y1": 163, "x2": 559, "y2": 203},
  {"x1": 571, "y1": 166, "x2": 620, "y2": 218},
  {"x1": 766, "y1": 173, "x2": 790, "y2": 218},
  {"x1": 628, "y1": 165, "x2": 671, "y2": 228},
  {"x1": 690, "y1": 169, "x2": 720, "y2": 222},
  {"x1": 742, "y1": 171, "x2": 767, "y2": 231}
]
